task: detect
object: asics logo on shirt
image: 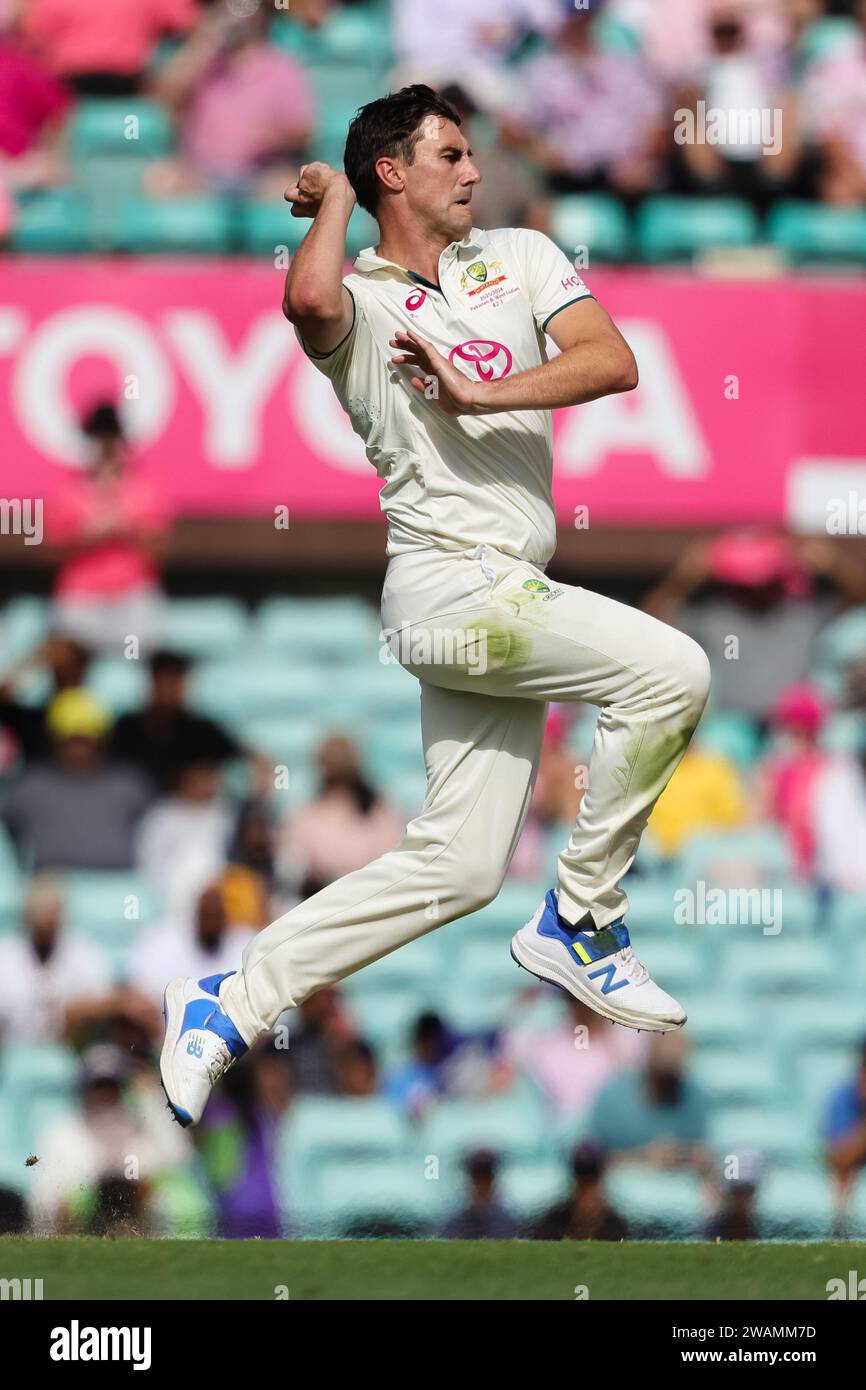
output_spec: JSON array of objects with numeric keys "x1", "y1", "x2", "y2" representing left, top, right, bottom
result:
[
  {"x1": 449, "y1": 340, "x2": 513, "y2": 381},
  {"x1": 405, "y1": 289, "x2": 427, "y2": 311}
]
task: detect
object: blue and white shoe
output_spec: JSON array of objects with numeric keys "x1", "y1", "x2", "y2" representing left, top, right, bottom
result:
[
  {"x1": 511, "y1": 890, "x2": 686, "y2": 1033},
  {"x1": 160, "y1": 973, "x2": 248, "y2": 1127}
]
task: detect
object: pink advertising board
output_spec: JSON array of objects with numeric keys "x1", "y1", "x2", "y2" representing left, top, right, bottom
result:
[{"x1": 0, "y1": 259, "x2": 863, "y2": 528}]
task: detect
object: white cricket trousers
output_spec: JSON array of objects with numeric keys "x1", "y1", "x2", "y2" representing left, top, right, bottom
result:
[{"x1": 221, "y1": 543, "x2": 710, "y2": 1043}]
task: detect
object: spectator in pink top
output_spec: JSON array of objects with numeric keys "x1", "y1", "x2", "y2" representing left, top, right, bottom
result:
[
  {"x1": 48, "y1": 401, "x2": 172, "y2": 656},
  {"x1": 758, "y1": 683, "x2": 830, "y2": 881},
  {"x1": 148, "y1": 4, "x2": 314, "y2": 198},
  {"x1": 21, "y1": 0, "x2": 198, "y2": 96}
]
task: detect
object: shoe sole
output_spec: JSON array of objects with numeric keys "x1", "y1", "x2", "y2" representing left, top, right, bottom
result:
[
  {"x1": 510, "y1": 932, "x2": 686, "y2": 1034},
  {"x1": 159, "y1": 978, "x2": 193, "y2": 1127}
]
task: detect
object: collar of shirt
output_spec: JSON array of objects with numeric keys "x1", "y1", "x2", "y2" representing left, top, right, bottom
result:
[{"x1": 353, "y1": 226, "x2": 487, "y2": 281}]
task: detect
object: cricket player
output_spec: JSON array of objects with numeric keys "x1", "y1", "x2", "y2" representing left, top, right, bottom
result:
[{"x1": 161, "y1": 86, "x2": 710, "y2": 1126}]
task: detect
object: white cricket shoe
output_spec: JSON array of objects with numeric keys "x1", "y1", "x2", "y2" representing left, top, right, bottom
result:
[
  {"x1": 160, "y1": 972, "x2": 247, "y2": 1127},
  {"x1": 511, "y1": 890, "x2": 686, "y2": 1033}
]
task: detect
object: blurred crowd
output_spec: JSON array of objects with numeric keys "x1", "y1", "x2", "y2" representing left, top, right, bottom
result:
[
  {"x1": 1, "y1": 388, "x2": 866, "y2": 1238},
  {"x1": 2, "y1": 0, "x2": 866, "y2": 241}
]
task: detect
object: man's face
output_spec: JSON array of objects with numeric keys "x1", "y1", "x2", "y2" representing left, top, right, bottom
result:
[{"x1": 392, "y1": 117, "x2": 481, "y2": 243}]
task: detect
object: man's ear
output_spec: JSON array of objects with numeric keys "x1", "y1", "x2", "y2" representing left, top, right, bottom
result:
[{"x1": 375, "y1": 156, "x2": 404, "y2": 196}]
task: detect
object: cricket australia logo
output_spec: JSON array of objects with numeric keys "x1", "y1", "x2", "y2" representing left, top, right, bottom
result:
[
  {"x1": 449, "y1": 339, "x2": 512, "y2": 381},
  {"x1": 466, "y1": 260, "x2": 487, "y2": 283}
]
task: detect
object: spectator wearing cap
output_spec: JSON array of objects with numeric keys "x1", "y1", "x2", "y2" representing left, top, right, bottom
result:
[
  {"x1": 823, "y1": 1040, "x2": 866, "y2": 1223},
  {"x1": 646, "y1": 738, "x2": 747, "y2": 860},
  {"x1": 0, "y1": 634, "x2": 91, "y2": 765},
  {"x1": 21, "y1": 0, "x2": 198, "y2": 98},
  {"x1": 1, "y1": 689, "x2": 153, "y2": 871},
  {"x1": 643, "y1": 532, "x2": 866, "y2": 726},
  {"x1": 47, "y1": 401, "x2": 172, "y2": 656},
  {"x1": 531, "y1": 1141, "x2": 628, "y2": 1241},
  {"x1": 441, "y1": 1149, "x2": 518, "y2": 1239},
  {"x1": 704, "y1": 1153, "x2": 763, "y2": 1240},
  {"x1": 587, "y1": 1033, "x2": 711, "y2": 1175},
  {"x1": 110, "y1": 650, "x2": 243, "y2": 794}
]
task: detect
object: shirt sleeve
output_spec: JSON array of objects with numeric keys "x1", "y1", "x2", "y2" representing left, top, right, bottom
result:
[
  {"x1": 507, "y1": 227, "x2": 593, "y2": 334},
  {"x1": 293, "y1": 283, "x2": 364, "y2": 388}
]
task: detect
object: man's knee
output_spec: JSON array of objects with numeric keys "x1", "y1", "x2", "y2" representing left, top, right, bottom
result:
[
  {"x1": 448, "y1": 855, "x2": 506, "y2": 916},
  {"x1": 674, "y1": 635, "x2": 712, "y2": 718}
]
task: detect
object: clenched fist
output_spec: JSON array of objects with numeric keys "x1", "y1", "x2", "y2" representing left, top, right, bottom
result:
[{"x1": 284, "y1": 163, "x2": 354, "y2": 218}]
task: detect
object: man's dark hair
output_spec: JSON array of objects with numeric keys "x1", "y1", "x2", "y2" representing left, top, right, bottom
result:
[
  {"x1": 81, "y1": 400, "x2": 123, "y2": 440},
  {"x1": 149, "y1": 649, "x2": 191, "y2": 678},
  {"x1": 343, "y1": 84, "x2": 462, "y2": 216}
]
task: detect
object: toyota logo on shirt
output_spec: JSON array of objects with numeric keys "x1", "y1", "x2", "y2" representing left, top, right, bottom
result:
[{"x1": 449, "y1": 340, "x2": 513, "y2": 381}]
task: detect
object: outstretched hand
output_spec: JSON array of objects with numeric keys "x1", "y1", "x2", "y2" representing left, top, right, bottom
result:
[{"x1": 389, "y1": 329, "x2": 481, "y2": 415}]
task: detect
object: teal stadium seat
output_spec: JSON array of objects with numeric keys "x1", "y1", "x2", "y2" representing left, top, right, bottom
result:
[
  {"x1": 307, "y1": 1157, "x2": 441, "y2": 1235},
  {"x1": 768, "y1": 201, "x2": 866, "y2": 264},
  {"x1": 637, "y1": 196, "x2": 759, "y2": 263},
  {"x1": 64, "y1": 871, "x2": 161, "y2": 943},
  {"x1": 115, "y1": 198, "x2": 233, "y2": 255},
  {"x1": 551, "y1": 194, "x2": 631, "y2": 263},
  {"x1": 757, "y1": 1169, "x2": 835, "y2": 1239},
  {"x1": 192, "y1": 661, "x2": 320, "y2": 723},
  {"x1": 255, "y1": 596, "x2": 380, "y2": 663},
  {"x1": 239, "y1": 200, "x2": 309, "y2": 257},
  {"x1": 9, "y1": 190, "x2": 90, "y2": 253},
  {"x1": 163, "y1": 598, "x2": 248, "y2": 660},
  {"x1": 606, "y1": 1168, "x2": 703, "y2": 1238},
  {"x1": 690, "y1": 1048, "x2": 781, "y2": 1109},
  {"x1": 496, "y1": 1159, "x2": 570, "y2": 1224},
  {"x1": 87, "y1": 658, "x2": 150, "y2": 716},
  {"x1": 0, "y1": 597, "x2": 50, "y2": 667},
  {"x1": 420, "y1": 1094, "x2": 548, "y2": 1168},
  {"x1": 694, "y1": 709, "x2": 761, "y2": 767},
  {"x1": 69, "y1": 99, "x2": 173, "y2": 160},
  {"x1": 708, "y1": 1105, "x2": 820, "y2": 1168}
]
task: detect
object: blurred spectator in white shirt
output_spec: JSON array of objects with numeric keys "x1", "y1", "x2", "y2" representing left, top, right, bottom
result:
[
  {"x1": 504, "y1": 997, "x2": 646, "y2": 1118},
  {"x1": 129, "y1": 881, "x2": 255, "y2": 1011},
  {"x1": 135, "y1": 758, "x2": 233, "y2": 910}
]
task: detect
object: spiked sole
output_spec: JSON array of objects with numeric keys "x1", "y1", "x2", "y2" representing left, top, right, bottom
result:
[{"x1": 159, "y1": 978, "x2": 194, "y2": 1127}]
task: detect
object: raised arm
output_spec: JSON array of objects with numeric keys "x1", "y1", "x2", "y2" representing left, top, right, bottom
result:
[{"x1": 282, "y1": 163, "x2": 357, "y2": 356}]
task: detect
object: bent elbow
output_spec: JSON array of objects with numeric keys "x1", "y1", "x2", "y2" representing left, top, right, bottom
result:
[{"x1": 616, "y1": 350, "x2": 639, "y2": 393}]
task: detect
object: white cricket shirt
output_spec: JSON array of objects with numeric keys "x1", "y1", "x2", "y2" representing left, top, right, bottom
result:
[{"x1": 297, "y1": 226, "x2": 592, "y2": 566}]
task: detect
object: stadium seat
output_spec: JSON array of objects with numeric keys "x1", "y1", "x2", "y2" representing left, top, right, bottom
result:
[
  {"x1": 756, "y1": 1169, "x2": 835, "y2": 1239},
  {"x1": 678, "y1": 825, "x2": 792, "y2": 889},
  {"x1": 254, "y1": 597, "x2": 380, "y2": 663},
  {"x1": 64, "y1": 871, "x2": 162, "y2": 941},
  {"x1": 636, "y1": 197, "x2": 759, "y2": 263},
  {"x1": 708, "y1": 1106, "x2": 819, "y2": 1168},
  {"x1": 192, "y1": 660, "x2": 320, "y2": 723},
  {"x1": 114, "y1": 198, "x2": 234, "y2": 255},
  {"x1": 420, "y1": 1094, "x2": 548, "y2": 1167},
  {"x1": 719, "y1": 937, "x2": 836, "y2": 1000},
  {"x1": 341, "y1": 932, "x2": 443, "y2": 997},
  {"x1": 69, "y1": 100, "x2": 173, "y2": 160},
  {"x1": 768, "y1": 201, "x2": 866, "y2": 264},
  {"x1": 606, "y1": 1168, "x2": 703, "y2": 1238},
  {"x1": 0, "y1": 1042, "x2": 79, "y2": 1108},
  {"x1": 684, "y1": 996, "x2": 756, "y2": 1051},
  {"x1": 497, "y1": 1158, "x2": 570, "y2": 1223},
  {"x1": 162, "y1": 599, "x2": 249, "y2": 659},
  {"x1": 238, "y1": 200, "x2": 310, "y2": 257},
  {"x1": 9, "y1": 190, "x2": 91, "y2": 253},
  {"x1": 0, "y1": 597, "x2": 50, "y2": 667},
  {"x1": 690, "y1": 1049, "x2": 781, "y2": 1108},
  {"x1": 694, "y1": 709, "x2": 761, "y2": 767},
  {"x1": 87, "y1": 658, "x2": 150, "y2": 716},
  {"x1": 551, "y1": 194, "x2": 631, "y2": 263},
  {"x1": 305, "y1": 1157, "x2": 442, "y2": 1236},
  {"x1": 277, "y1": 1097, "x2": 413, "y2": 1228}
]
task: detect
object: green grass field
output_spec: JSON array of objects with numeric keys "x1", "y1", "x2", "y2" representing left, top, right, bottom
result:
[{"x1": 0, "y1": 1238, "x2": 858, "y2": 1300}]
